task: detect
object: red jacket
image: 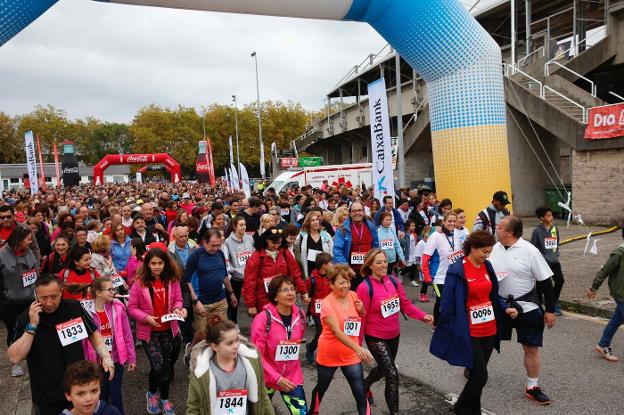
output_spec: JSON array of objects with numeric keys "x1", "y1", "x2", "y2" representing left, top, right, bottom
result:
[
  {"x1": 243, "y1": 248, "x2": 306, "y2": 310},
  {"x1": 306, "y1": 269, "x2": 332, "y2": 317}
]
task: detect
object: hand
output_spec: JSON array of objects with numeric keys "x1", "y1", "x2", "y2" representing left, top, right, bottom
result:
[
  {"x1": 356, "y1": 346, "x2": 373, "y2": 364},
  {"x1": 398, "y1": 231, "x2": 405, "y2": 239},
  {"x1": 229, "y1": 293, "x2": 238, "y2": 307},
  {"x1": 544, "y1": 312, "x2": 556, "y2": 329},
  {"x1": 505, "y1": 307, "x2": 519, "y2": 319},
  {"x1": 102, "y1": 362, "x2": 115, "y2": 381},
  {"x1": 194, "y1": 301, "x2": 206, "y2": 317},
  {"x1": 422, "y1": 314, "x2": 434, "y2": 325},
  {"x1": 586, "y1": 288, "x2": 596, "y2": 300},
  {"x1": 277, "y1": 377, "x2": 296, "y2": 392},
  {"x1": 173, "y1": 308, "x2": 187, "y2": 319},
  {"x1": 145, "y1": 315, "x2": 161, "y2": 328},
  {"x1": 302, "y1": 293, "x2": 311, "y2": 305},
  {"x1": 29, "y1": 301, "x2": 42, "y2": 326},
  {"x1": 354, "y1": 299, "x2": 365, "y2": 316},
  {"x1": 127, "y1": 363, "x2": 137, "y2": 372},
  {"x1": 247, "y1": 307, "x2": 258, "y2": 317}
]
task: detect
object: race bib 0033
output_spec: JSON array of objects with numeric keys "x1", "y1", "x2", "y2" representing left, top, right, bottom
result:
[{"x1": 350, "y1": 252, "x2": 365, "y2": 265}]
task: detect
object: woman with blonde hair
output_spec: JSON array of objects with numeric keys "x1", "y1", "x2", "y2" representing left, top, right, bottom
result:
[
  {"x1": 259, "y1": 213, "x2": 273, "y2": 235},
  {"x1": 91, "y1": 235, "x2": 118, "y2": 279},
  {"x1": 331, "y1": 206, "x2": 349, "y2": 231}
]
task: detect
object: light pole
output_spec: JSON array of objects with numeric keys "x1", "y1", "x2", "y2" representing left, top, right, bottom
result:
[
  {"x1": 251, "y1": 51, "x2": 266, "y2": 178},
  {"x1": 232, "y1": 95, "x2": 241, "y2": 177}
]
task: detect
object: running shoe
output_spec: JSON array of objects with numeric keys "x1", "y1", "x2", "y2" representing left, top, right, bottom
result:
[
  {"x1": 146, "y1": 391, "x2": 161, "y2": 414},
  {"x1": 366, "y1": 390, "x2": 374, "y2": 405},
  {"x1": 410, "y1": 280, "x2": 419, "y2": 287},
  {"x1": 419, "y1": 294, "x2": 430, "y2": 302},
  {"x1": 11, "y1": 364, "x2": 24, "y2": 377},
  {"x1": 161, "y1": 399, "x2": 175, "y2": 415},
  {"x1": 525, "y1": 386, "x2": 551, "y2": 405},
  {"x1": 554, "y1": 303, "x2": 563, "y2": 316},
  {"x1": 596, "y1": 345, "x2": 619, "y2": 362}
]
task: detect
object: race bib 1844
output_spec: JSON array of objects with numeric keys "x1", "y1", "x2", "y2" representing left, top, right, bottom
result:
[{"x1": 215, "y1": 389, "x2": 247, "y2": 415}]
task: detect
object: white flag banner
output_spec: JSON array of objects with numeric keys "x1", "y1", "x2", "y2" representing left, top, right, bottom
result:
[
  {"x1": 230, "y1": 164, "x2": 240, "y2": 191},
  {"x1": 224, "y1": 168, "x2": 231, "y2": 192},
  {"x1": 228, "y1": 135, "x2": 234, "y2": 166},
  {"x1": 367, "y1": 78, "x2": 395, "y2": 202},
  {"x1": 24, "y1": 131, "x2": 39, "y2": 195},
  {"x1": 239, "y1": 162, "x2": 251, "y2": 198}
]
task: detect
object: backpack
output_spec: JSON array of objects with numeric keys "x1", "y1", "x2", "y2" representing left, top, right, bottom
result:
[
  {"x1": 363, "y1": 275, "x2": 407, "y2": 320},
  {"x1": 478, "y1": 207, "x2": 510, "y2": 235},
  {"x1": 265, "y1": 307, "x2": 306, "y2": 334}
]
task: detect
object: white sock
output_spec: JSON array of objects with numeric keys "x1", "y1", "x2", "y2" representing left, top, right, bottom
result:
[{"x1": 527, "y1": 377, "x2": 539, "y2": 389}]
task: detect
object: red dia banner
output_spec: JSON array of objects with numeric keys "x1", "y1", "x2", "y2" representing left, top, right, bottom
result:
[
  {"x1": 53, "y1": 143, "x2": 61, "y2": 188},
  {"x1": 585, "y1": 104, "x2": 624, "y2": 140},
  {"x1": 206, "y1": 139, "x2": 216, "y2": 186}
]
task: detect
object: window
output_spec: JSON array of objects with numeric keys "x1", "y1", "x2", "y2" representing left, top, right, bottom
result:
[
  {"x1": 10, "y1": 178, "x2": 19, "y2": 183},
  {"x1": 361, "y1": 146, "x2": 368, "y2": 158}
]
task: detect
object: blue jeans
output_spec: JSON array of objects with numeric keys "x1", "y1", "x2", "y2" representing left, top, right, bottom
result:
[
  {"x1": 100, "y1": 362, "x2": 125, "y2": 414},
  {"x1": 599, "y1": 301, "x2": 624, "y2": 348}
]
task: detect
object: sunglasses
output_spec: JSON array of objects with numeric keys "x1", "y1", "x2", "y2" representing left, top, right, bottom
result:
[{"x1": 269, "y1": 229, "x2": 283, "y2": 235}]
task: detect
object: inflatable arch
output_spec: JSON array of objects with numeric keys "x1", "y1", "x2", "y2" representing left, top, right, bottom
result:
[
  {"x1": 1, "y1": 0, "x2": 512, "y2": 218},
  {"x1": 93, "y1": 153, "x2": 181, "y2": 185}
]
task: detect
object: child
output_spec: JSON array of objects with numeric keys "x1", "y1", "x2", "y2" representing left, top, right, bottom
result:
[
  {"x1": 187, "y1": 319, "x2": 274, "y2": 415},
  {"x1": 305, "y1": 252, "x2": 334, "y2": 363},
  {"x1": 62, "y1": 360, "x2": 121, "y2": 415},
  {"x1": 377, "y1": 211, "x2": 406, "y2": 275},
  {"x1": 401, "y1": 220, "x2": 420, "y2": 287},
  {"x1": 124, "y1": 238, "x2": 146, "y2": 287},
  {"x1": 416, "y1": 225, "x2": 432, "y2": 302},
  {"x1": 84, "y1": 278, "x2": 136, "y2": 415}
]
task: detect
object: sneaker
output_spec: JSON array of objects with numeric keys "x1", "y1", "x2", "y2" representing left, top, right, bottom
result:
[
  {"x1": 596, "y1": 345, "x2": 619, "y2": 362},
  {"x1": 366, "y1": 390, "x2": 374, "y2": 405},
  {"x1": 11, "y1": 364, "x2": 24, "y2": 377},
  {"x1": 419, "y1": 294, "x2": 430, "y2": 302},
  {"x1": 525, "y1": 386, "x2": 551, "y2": 405},
  {"x1": 554, "y1": 303, "x2": 563, "y2": 316},
  {"x1": 161, "y1": 399, "x2": 175, "y2": 415},
  {"x1": 410, "y1": 280, "x2": 419, "y2": 287},
  {"x1": 146, "y1": 391, "x2": 161, "y2": 414}
]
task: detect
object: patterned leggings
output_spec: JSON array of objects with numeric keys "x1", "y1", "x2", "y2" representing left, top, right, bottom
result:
[
  {"x1": 142, "y1": 331, "x2": 180, "y2": 400},
  {"x1": 364, "y1": 336, "x2": 400, "y2": 415},
  {"x1": 268, "y1": 385, "x2": 307, "y2": 415}
]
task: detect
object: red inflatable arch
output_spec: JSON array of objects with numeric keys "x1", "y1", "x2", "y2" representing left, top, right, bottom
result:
[{"x1": 93, "y1": 153, "x2": 181, "y2": 185}]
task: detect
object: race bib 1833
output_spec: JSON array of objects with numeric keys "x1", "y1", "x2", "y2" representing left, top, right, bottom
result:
[{"x1": 56, "y1": 317, "x2": 88, "y2": 347}]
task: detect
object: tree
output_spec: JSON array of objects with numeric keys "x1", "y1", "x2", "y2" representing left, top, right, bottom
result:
[
  {"x1": 0, "y1": 112, "x2": 22, "y2": 163},
  {"x1": 15, "y1": 105, "x2": 73, "y2": 162}
]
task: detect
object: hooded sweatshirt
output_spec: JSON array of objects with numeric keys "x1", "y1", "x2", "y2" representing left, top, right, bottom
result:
[{"x1": 222, "y1": 232, "x2": 255, "y2": 281}]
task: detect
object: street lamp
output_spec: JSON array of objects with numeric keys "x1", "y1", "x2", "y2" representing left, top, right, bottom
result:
[
  {"x1": 232, "y1": 95, "x2": 241, "y2": 177},
  {"x1": 251, "y1": 51, "x2": 266, "y2": 179}
]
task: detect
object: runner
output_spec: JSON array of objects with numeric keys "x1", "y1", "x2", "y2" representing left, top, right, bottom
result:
[
  {"x1": 222, "y1": 216, "x2": 255, "y2": 323},
  {"x1": 376, "y1": 212, "x2": 406, "y2": 276},
  {"x1": 305, "y1": 253, "x2": 333, "y2": 363},
  {"x1": 294, "y1": 211, "x2": 333, "y2": 279},
  {"x1": 472, "y1": 191, "x2": 511, "y2": 236},
  {"x1": 251, "y1": 276, "x2": 308, "y2": 415},
  {"x1": 90, "y1": 236, "x2": 118, "y2": 279},
  {"x1": 453, "y1": 208, "x2": 470, "y2": 251},
  {"x1": 41, "y1": 233, "x2": 70, "y2": 274},
  {"x1": 61, "y1": 246, "x2": 99, "y2": 302},
  {"x1": 168, "y1": 225, "x2": 197, "y2": 347}
]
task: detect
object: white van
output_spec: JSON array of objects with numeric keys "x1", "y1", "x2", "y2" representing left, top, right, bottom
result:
[{"x1": 267, "y1": 163, "x2": 372, "y2": 194}]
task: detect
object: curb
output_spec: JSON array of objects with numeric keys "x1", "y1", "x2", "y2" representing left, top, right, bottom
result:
[
  {"x1": 560, "y1": 226, "x2": 621, "y2": 246},
  {"x1": 559, "y1": 300, "x2": 614, "y2": 319}
]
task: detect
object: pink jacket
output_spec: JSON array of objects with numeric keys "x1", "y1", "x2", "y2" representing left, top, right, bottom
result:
[
  {"x1": 250, "y1": 303, "x2": 306, "y2": 391},
  {"x1": 127, "y1": 278, "x2": 184, "y2": 341},
  {"x1": 124, "y1": 256, "x2": 142, "y2": 287},
  {"x1": 83, "y1": 299, "x2": 137, "y2": 365},
  {"x1": 356, "y1": 274, "x2": 427, "y2": 340}
]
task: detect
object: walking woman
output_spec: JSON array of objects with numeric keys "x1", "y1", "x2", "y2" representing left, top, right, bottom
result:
[
  {"x1": 111, "y1": 223, "x2": 132, "y2": 273},
  {"x1": 430, "y1": 231, "x2": 515, "y2": 415},
  {"x1": 356, "y1": 249, "x2": 433, "y2": 414},
  {"x1": 128, "y1": 247, "x2": 186, "y2": 415},
  {"x1": 0, "y1": 226, "x2": 38, "y2": 377},
  {"x1": 61, "y1": 245, "x2": 99, "y2": 301},
  {"x1": 187, "y1": 319, "x2": 275, "y2": 415},
  {"x1": 310, "y1": 264, "x2": 372, "y2": 415},
  {"x1": 222, "y1": 216, "x2": 254, "y2": 323},
  {"x1": 251, "y1": 276, "x2": 307, "y2": 415},
  {"x1": 41, "y1": 233, "x2": 70, "y2": 275},
  {"x1": 294, "y1": 211, "x2": 333, "y2": 279},
  {"x1": 91, "y1": 235, "x2": 118, "y2": 279}
]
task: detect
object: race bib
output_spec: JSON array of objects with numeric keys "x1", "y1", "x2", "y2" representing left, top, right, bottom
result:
[
  {"x1": 80, "y1": 299, "x2": 94, "y2": 311},
  {"x1": 160, "y1": 313, "x2": 185, "y2": 323},
  {"x1": 236, "y1": 251, "x2": 252, "y2": 267},
  {"x1": 495, "y1": 271, "x2": 509, "y2": 282},
  {"x1": 350, "y1": 252, "x2": 365, "y2": 265},
  {"x1": 274, "y1": 340, "x2": 301, "y2": 361},
  {"x1": 381, "y1": 296, "x2": 400, "y2": 318},
  {"x1": 544, "y1": 237, "x2": 557, "y2": 250},
  {"x1": 215, "y1": 389, "x2": 248, "y2": 415},
  {"x1": 22, "y1": 270, "x2": 37, "y2": 287},
  {"x1": 111, "y1": 275, "x2": 125, "y2": 288},
  {"x1": 469, "y1": 302, "x2": 495, "y2": 325},
  {"x1": 103, "y1": 335, "x2": 113, "y2": 352},
  {"x1": 380, "y1": 239, "x2": 394, "y2": 250},
  {"x1": 280, "y1": 209, "x2": 289, "y2": 216},
  {"x1": 307, "y1": 249, "x2": 321, "y2": 262},
  {"x1": 447, "y1": 250, "x2": 463, "y2": 264},
  {"x1": 56, "y1": 317, "x2": 88, "y2": 347},
  {"x1": 264, "y1": 277, "x2": 274, "y2": 293},
  {"x1": 296, "y1": 213, "x2": 304, "y2": 221},
  {"x1": 245, "y1": 231, "x2": 256, "y2": 237},
  {"x1": 314, "y1": 299, "x2": 323, "y2": 314},
  {"x1": 343, "y1": 317, "x2": 361, "y2": 336}
]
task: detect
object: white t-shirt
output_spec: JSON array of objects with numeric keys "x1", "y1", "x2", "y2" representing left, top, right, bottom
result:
[
  {"x1": 454, "y1": 227, "x2": 470, "y2": 251},
  {"x1": 407, "y1": 233, "x2": 418, "y2": 265},
  {"x1": 414, "y1": 239, "x2": 426, "y2": 264},
  {"x1": 423, "y1": 231, "x2": 459, "y2": 285},
  {"x1": 489, "y1": 238, "x2": 553, "y2": 313}
]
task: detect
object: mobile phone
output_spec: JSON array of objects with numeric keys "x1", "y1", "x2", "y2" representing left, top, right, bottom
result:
[{"x1": 34, "y1": 291, "x2": 39, "y2": 303}]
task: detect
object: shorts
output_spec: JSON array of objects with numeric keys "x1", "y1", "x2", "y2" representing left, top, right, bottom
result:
[{"x1": 500, "y1": 307, "x2": 545, "y2": 347}]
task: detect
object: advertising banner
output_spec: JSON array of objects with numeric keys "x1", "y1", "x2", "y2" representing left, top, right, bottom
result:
[
  {"x1": 239, "y1": 162, "x2": 251, "y2": 198},
  {"x1": 24, "y1": 131, "x2": 38, "y2": 195},
  {"x1": 298, "y1": 156, "x2": 323, "y2": 167},
  {"x1": 206, "y1": 139, "x2": 216, "y2": 186},
  {"x1": 196, "y1": 141, "x2": 210, "y2": 183},
  {"x1": 53, "y1": 142, "x2": 61, "y2": 188},
  {"x1": 230, "y1": 164, "x2": 240, "y2": 191},
  {"x1": 35, "y1": 134, "x2": 47, "y2": 191},
  {"x1": 279, "y1": 157, "x2": 298, "y2": 169},
  {"x1": 62, "y1": 141, "x2": 81, "y2": 187},
  {"x1": 228, "y1": 135, "x2": 234, "y2": 166},
  {"x1": 367, "y1": 78, "x2": 395, "y2": 201},
  {"x1": 584, "y1": 104, "x2": 624, "y2": 140}
]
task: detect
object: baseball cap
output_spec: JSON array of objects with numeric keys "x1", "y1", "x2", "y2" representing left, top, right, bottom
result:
[
  {"x1": 493, "y1": 191, "x2": 511, "y2": 205},
  {"x1": 182, "y1": 192, "x2": 190, "y2": 199}
]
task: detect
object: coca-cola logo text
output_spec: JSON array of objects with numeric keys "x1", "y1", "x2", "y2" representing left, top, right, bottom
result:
[
  {"x1": 126, "y1": 156, "x2": 149, "y2": 163},
  {"x1": 63, "y1": 167, "x2": 79, "y2": 174},
  {"x1": 196, "y1": 163, "x2": 210, "y2": 172}
]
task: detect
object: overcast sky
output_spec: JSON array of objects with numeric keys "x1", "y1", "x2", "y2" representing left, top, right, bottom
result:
[{"x1": 0, "y1": 0, "x2": 500, "y2": 123}]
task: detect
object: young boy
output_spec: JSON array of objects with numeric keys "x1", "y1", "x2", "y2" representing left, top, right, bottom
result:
[
  {"x1": 416, "y1": 225, "x2": 432, "y2": 302},
  {"x1": 305, "y1": 252, "x2": 334, "y2": 363},
  {"x1": 530, "y1": 207, "x2": 564, "y2": 315},
  {"x1": 63, "y1": 361, "x2": 121, "y2": 415}
]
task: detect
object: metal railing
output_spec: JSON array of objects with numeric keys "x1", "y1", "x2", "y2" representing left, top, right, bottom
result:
[
  {"x1": 334, "y1": 43, "x2": 392, "y2": 88},
  {"x1": 517, "y1": 46, "x2": 545, "y2": 67},
  {"x1": 608, "y1": 91, "x2": 624, "y2": 102},
  {"x1": 543, "y1": 86, "x2": 588, "y2": 123},
  {"x1": 503, "y1": 63, "x2": 544, "y2": 98},
  {"x1": 545, "y1": 60, "x2": 597, "y2": 96}
]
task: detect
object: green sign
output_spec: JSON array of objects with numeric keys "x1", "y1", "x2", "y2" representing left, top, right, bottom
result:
[{"x1": 298, "y1": 156, "x2": 323, "y2": 167}]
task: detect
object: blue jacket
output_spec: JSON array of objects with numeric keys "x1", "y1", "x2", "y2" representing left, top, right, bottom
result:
[
  {"x1": 110, "y1": 236, "x2": 132, "y2": 271},
  {"x1": 333, "y1": 218, "x2": 379, "y2": 264},
  {"x1": 429, "y1": 259, "x2": 506, "y2": 369},
  {"x1": 374, "y1": 208, "x2": 405, "y2": 232},
  {"x1": 377, "y1": 225, "x2": 404, "y2": 264}
]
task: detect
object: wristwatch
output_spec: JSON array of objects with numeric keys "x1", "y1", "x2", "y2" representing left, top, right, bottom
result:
[
  {"x1": 25, "y1": 323, "x2": 37, "y2": 333},
  {"x1": 192, "y1": 298, "x2": 199, "y2": 305}
]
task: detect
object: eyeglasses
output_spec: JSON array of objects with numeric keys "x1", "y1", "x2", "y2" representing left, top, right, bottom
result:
[
  {"x1": 277, "y1": 287, "x2": 296, "y2": 293},
  {"x1": 0, "y1": 215, "x2": 12, "y2": 220},
  {"x1": 270, "y1": 229, "x2": 283, "y2": 234}
]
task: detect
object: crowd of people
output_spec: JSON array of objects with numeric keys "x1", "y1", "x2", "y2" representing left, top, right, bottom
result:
[{"x1": 0, "y1": 179, "x2": 622, "y2": 415}]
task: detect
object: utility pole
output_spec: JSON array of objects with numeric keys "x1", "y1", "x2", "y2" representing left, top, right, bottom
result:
[{"x1": 251, "y1": 51, "x2": 266, "y2": 178}]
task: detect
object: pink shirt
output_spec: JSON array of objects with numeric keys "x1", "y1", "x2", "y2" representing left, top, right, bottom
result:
[{"x1": 356, "y1": 275, "x2": 426, "y2": 340}]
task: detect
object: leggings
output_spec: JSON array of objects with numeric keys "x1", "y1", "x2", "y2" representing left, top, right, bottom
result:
[
  {"x1": 454, "y1": 336, "x2": 496, "y2": 415},
  {"x1": 310, "y1": 363, "x2": 369, "y2": 415},
  {"x1": 227, "y1": 279, "x2": 244, "y2": 323},
  {"x1": 100, "y1": 362, "x2": 125, "y2": 414},
  {"x1": 364, "y1": 336, "x2": 400, "y2": 415},
  {"x1": 268, "y1": 385, "x2": 307, "y2": 415},
  {"x1": 3, "y1": 302, "x2": 30, "y2": 347},
  {"x1": 306, "y1": 315, "x2": 323, "y2": 355},
  {"x1": 142, "y1": 331, "x2": 179, "y2": 400},
  {"x1": 433, "y1": 283, "x2": 445, "y2": 325}
]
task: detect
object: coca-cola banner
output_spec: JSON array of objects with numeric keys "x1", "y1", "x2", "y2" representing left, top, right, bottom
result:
[
  {"x1": 196, "y1": 141, "x2": 210, "y2": 184},
  {"x1": 93, "y1": 153, "x2": 181, "y2": 184},
  {"x1": 585, "y1": 104, "x2": 624, "y2": 140},
  {"x1": 62, "y1": 141, "x2": 81, "y2": 188}
]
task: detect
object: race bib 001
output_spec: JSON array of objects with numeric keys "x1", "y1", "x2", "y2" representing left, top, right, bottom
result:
[
  {"x1": 215, "y1": 389, "x2": 248, "y2": 415},
  {"x1": 380, "y1": 296, "x2": 400, "y2": 318},
  {"x1": 274, "y1": 340, "x2": 301, "y2": 361},
  {"x1": 350, "y1": 252, "x2": 365, "y2": 265},
  {"x1": 56, "y1": 317, "x2": 88, "y2": 347},
  {"x1": 343, "y1": 317, "x2": 361, "y2": 337},
  {"x1": 469, "y1": 302, "x2": 495, "y2": 325},
  {"x1": 22, "y1": 270, "x2": 37, "y2": 287}
]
